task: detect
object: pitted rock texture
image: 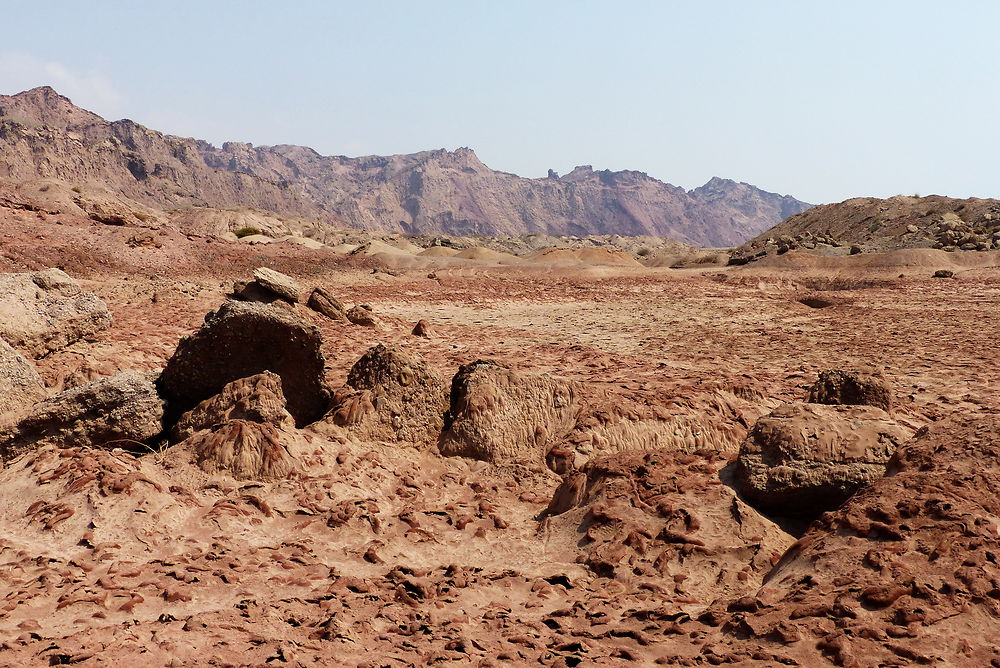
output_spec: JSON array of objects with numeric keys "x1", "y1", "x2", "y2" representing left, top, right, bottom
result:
[
  {"x1": 330, "y1": 344, "x2": 448, "y2": 447},
  {"x1": 666, "y1": 414, "x2": 1000, "y2": 666},
  {"x1": 807, "y1": 367, "x2": 894, "y2": 412},
  {"x1": 543, "y1": 450, "x2": 794, "y2": 607},
  {"x1": 733, "y1": 402, "x2": 911, "y2": 518},
  {"x1": 158, "y1": 301, "x2": 330, "y2": 427},
  {"x1": 0, "y1": 268, "x2": 112, "y2": 358},
  {"x1": 0, "y1": 371, "x2": 164, "y2": 460},
  {"x1": 170, "y1": 371, "x2": 293, "y2": 442}
]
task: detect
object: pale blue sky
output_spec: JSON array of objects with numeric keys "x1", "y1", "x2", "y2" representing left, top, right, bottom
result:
[{"x1": 2, "y1": 1, "x2": 997, "y2": 204}]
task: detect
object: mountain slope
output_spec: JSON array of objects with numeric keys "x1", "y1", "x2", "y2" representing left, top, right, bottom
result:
[{"x1": 0, "y1": 87, "x2": 812, "y2": 246}]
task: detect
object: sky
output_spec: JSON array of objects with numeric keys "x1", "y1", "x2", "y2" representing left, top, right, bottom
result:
[{"x1": 1, "y1": 1, "x2": 997, "y2": 204}]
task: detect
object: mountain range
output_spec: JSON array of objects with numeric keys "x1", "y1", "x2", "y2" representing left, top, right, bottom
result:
[{"x1": 0, "y1": 87, "x2": 812, "y2": 246}]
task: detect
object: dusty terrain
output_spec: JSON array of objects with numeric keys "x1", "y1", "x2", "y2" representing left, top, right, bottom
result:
[{"x1": 0, "y1": 197, "x2": 998, "y2": 666}]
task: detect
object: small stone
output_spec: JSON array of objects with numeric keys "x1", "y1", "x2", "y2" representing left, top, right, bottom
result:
[{"x1": 252, "y1": 267, "x2": 302, "y2": 303}]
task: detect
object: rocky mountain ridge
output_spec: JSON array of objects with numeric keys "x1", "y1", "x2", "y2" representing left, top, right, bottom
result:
[{"x1": 0, "y1": 86, "x2": 812, "y2": 246}]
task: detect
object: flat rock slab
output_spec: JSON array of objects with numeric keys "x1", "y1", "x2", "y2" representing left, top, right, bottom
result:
[{"x1": 253, "y1": 267, "x2": 302, "y2": 303}]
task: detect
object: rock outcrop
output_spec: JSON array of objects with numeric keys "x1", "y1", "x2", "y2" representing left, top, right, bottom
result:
[
  {"x1": 542, "y1": 450, "x2": 794, "y2": 607},
  {"x1": 158, "y1": 301, "x2": 330, "y2": 427},
  {"x1": 439, "y1": 361, "x2": 579, "y2": 465},
  {"x1": 0, "y1": 87, "x2": 811, "y2": 246},
  {"x1": 0, "y1": 268, "x2": 112, "y2": 358},
  {"x1": 671, "y1": 414, "x2": 1000, "y2": 666},
  {"x1": 732, "y1": 403, "x2": 911, "y2": 518},
  {"x1": 0, "y1": 371, "x2": 164, "y2": 460},
  {"x1": 170, "y1": 371, "x2": 293, "y2": 442},
  {"x1": 0, "y1": 339, "x2": 46, "y2": 421},
  {"x1": 329, "y1": 344, "x2": 448, "y2": 447},
  {"x1": 806, "y1": 367, "x2": 893, "y2": 412}
]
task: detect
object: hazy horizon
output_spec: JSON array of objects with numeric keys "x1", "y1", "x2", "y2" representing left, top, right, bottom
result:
[{"x1": 2, "y1": 1, "x2": 997, "y2": 205}]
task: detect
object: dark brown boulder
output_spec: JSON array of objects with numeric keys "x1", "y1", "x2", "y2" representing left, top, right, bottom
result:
[
  {"x1": 411, "y1": 319, "x2": 433, "y2": 338},
  {"x1": 158, "y1": 301, "x2": 330, "y2": 427},
  {"x1": 306, "y1": 287, "x2": 348, "y2": 321},
  {"x1": 806, "y1": 367, "x2": 893, "y2": 412}
]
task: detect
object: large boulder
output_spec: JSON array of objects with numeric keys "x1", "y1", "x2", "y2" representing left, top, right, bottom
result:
[
  {"x1": 732, "y1": 402, "x2": 911, "y2": 518},
  {"x1": 0, "y1": 371, "x2": 164, "y2": 461},
  {"x1": 438, "y1": 360, "x2": 579, "y2": 465},
  {"x1": 806, "y1": 367, "x2": 893, "y2": 412},
  {"x1": 329, "y1": 344, "x2": 448, "y2": 447},
  {"x1": 542, "y1": 450, "x2": 794, "y2": 608},
  {"x1": 0, "y1": 269, "x2": 112, "y2": 358},
  {"x1": 0, "y1": 339, "x2": 47, "y2": 421},
  {"x1": 171, "y1": 371, "x2": 293, "y2": 442},
  {"x1": 158, "y1": 301, "x2": 330, "y2": 427}
]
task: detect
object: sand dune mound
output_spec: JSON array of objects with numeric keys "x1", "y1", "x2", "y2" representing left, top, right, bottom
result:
[
  {"x1": 453, "y1": 247, "x2": 520, "y2": 263},
  {"x1": 417, "y1": 246, "x2": 461, "y2": 257},
  {"x1": 329, "y1": 344, "x2": 448, "y2": 447},
  {"x1": 525, "y1": 247, "x2": 643, "y2": 267},
  {"x1": 543, "y1": 450, "x2": 794, "y2": 606}
]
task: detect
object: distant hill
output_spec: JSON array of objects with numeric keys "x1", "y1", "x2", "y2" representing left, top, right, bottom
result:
[
  {"x1": 0, "y1": 86, "x2": 812, "y2": 246},
  {"x1": 729, "y1": 195, "x2": 1000, "y2": 263}
]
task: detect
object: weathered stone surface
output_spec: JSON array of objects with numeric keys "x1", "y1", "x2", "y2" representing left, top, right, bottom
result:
[
  {"x1": 179, "y1": 420, "x2": 305, "y2": 481},
  {"x1": 732, "y1": 402, "x2": 911, "y2": 518},
  {"x1": 411, "y1": 319, "x2": 433, "y2": 338},
  {"x1": 806, "y1": 367, "x2": 893, "y2": 412},
  {"x1": 543, "y1": 450, "x2": 794, "y2": 606},
  {"x1": 438, "y1": 360, "x2": 579, "y2": 465},
  {"x1": 252, "y1": 267, "x2": 302, "y2": 303},
  {"x1": 0, "y1": 269, "x2": 112, "y2": 358},
  {"x1": 171, "y1": 371, "x2": 293, "y2": 442},
  {"x1": 306, "y1": 287, "x2": 347, "y2": 321},
  {"x1": 329, "y1": 344, "x2": 448, "y2": 447},
  {"x1": 0, "y1": 338, "x2": 46, "y2": 421},
  {"x1": 231, "y1": 280, "x2": 281, "y2": 304},
  {"x1": 158, "y1": 301, "x2": 330, "y2": 427},
  {"x1": 346, "y1": 305, "x2": 381, "y2": 327},
  {"x1": 0, "y1": 371, "x2": 164, "y2": 461}
]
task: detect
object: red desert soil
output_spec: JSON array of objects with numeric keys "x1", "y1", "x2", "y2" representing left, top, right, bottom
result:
[{"x1": 1, "y1": 207, "x2": 999, "y2": 666}]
